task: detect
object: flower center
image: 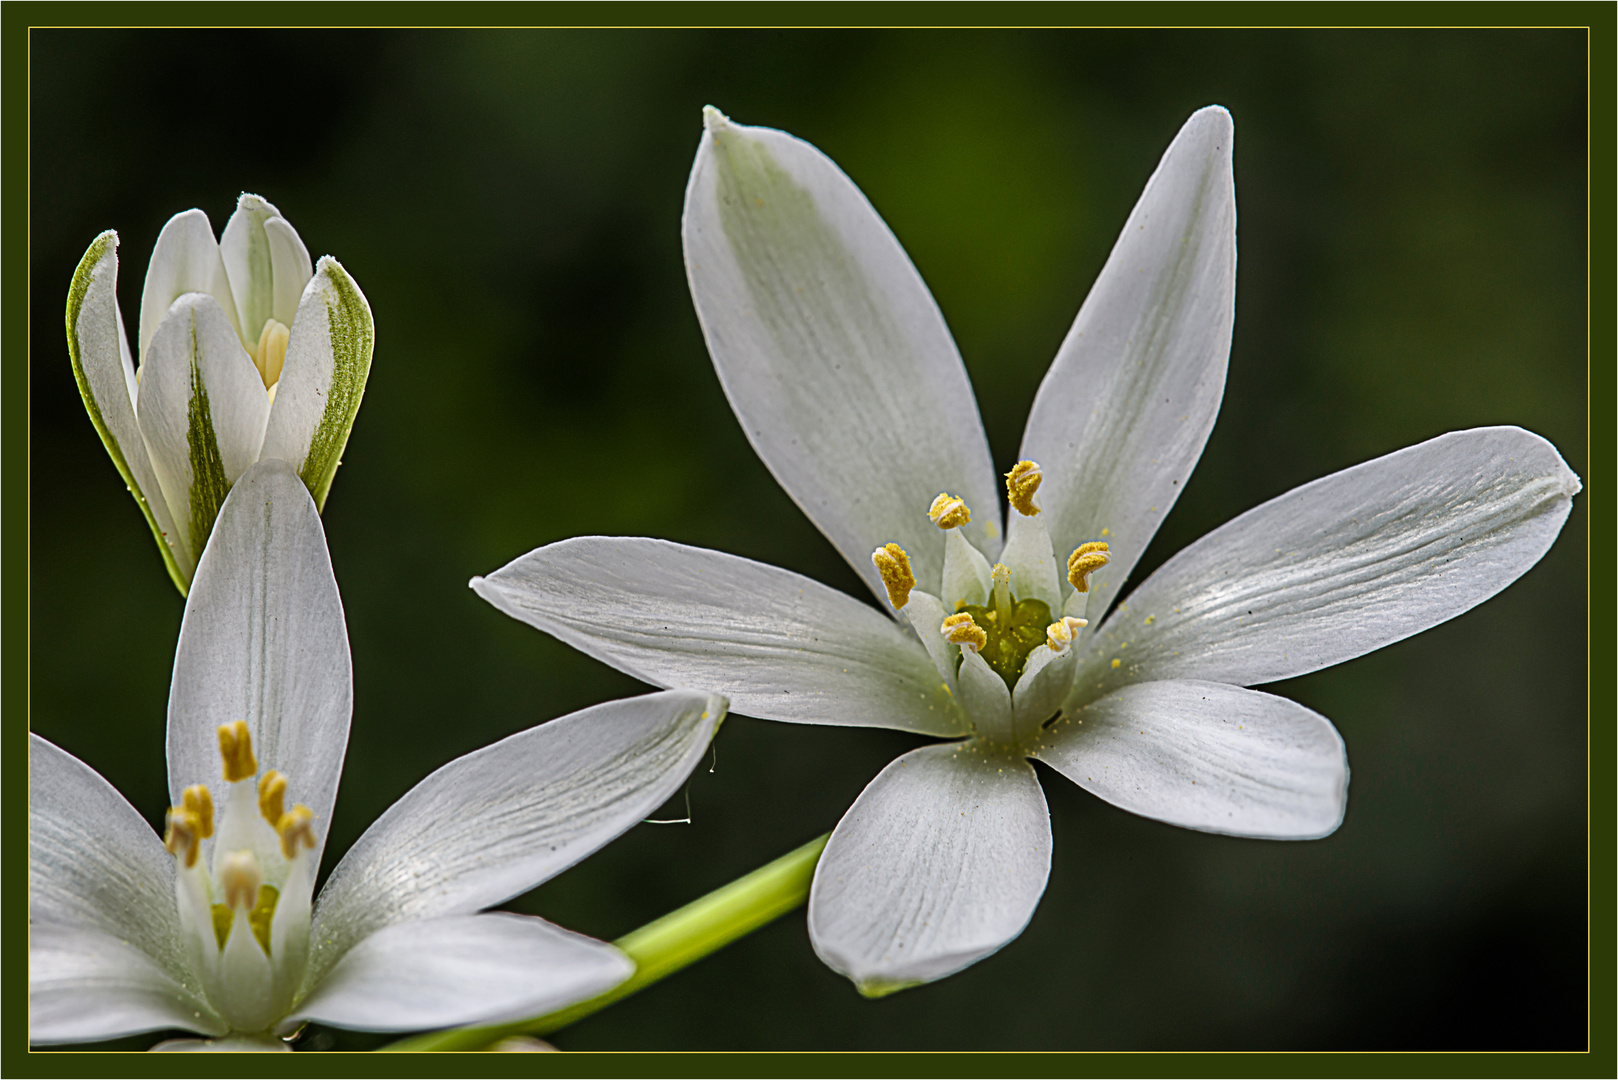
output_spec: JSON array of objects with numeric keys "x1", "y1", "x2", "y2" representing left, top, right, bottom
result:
[{"x1": 953, "y1": 592, "x2": 1054, "y2": 689}]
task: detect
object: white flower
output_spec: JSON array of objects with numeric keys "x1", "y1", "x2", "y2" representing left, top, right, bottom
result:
[
  {"x1": 30, "y1": 461, "x2": 726, "y2": 1048},
  {"x1": 66, "y1": 194, "x2": 374, "y2": 593},
  {"x1": 470, "y1": 107, "x2": 1581, "y2": 996}
]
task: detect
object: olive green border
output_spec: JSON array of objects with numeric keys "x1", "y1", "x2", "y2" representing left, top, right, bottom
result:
[{"x1": 5, "y1": 3, "x2": 1610, "y2": 1077}]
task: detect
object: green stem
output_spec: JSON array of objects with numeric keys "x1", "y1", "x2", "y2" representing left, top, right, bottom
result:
[{"x1": 376, "y1": 832, "x2": 830, "y2": 1052}]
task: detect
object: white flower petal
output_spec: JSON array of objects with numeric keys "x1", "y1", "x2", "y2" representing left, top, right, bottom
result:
[
  {"x1": 66, "y1": 231, "x2": 191, "y2": 583},
  {"x1": 166, "y1": 460, "x2": 350, "y2": 866},
  {"x1": 219, "y1": 194, "x2": 313, "y2": 339},
  {"x1": 259, "y1": 257, "x2": 374, "y2": 510},
  {"x1": 29, "y1": 923, "x2": 225, "y2": 1044},
  {"x1": 809, "y1": 742, "x2": 1051, "y2": 994},
  {"x1": 683, "y1": 108, "x2": 1001, "y2": 604},
  {"x1": 29, "y1": 735, "x2": 190, "y2": 983},
  {"x1": 1021, "y1": 106, "x2": 1237, "y2": 623},
  {"x1": 288, "y1": 914, "x2": 631, "y2": 1034},
  {"x1": 473, "y1": 537, "x2": 965, "y2": 736},
  {"x1": 135, "y1": 293, "x2": 271, "y2": 561},
  {"x1": 1033, "y1": 680, "x2": 1347, "y2": 839},
  {"x1": 308, "y1": 690, "x2": 721, "y2": 986},
  {"x1": 138, "y1": 208, "x2": 241, "y2": 362},
  {"x1": 1075, "y1": 426, "x2": 1582, "y2": 697}
]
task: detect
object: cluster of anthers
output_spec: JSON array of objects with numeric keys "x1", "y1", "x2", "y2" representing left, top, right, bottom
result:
[
  {"x1": 161, "y1": 721, "x2": 319, "y2": 1033},
  {"x1": 871, "y1": 460, "x2": 1110, "y2": 747}
]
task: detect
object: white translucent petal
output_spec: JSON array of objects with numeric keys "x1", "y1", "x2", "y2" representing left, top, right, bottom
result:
[
  {"x1": 1021, "y1": 106, "x2": 1237, "y2": 624},
  {"x1": 308, "y1": 690, "x2": 721, "y2": 986},
  {"x1": 999, "y1": 510, "x2": 1062, "y2": 612},
  {"x1": 683, "y1": 108, "x2": 1000, "y2": 605},
  {"x1": 473, "y1": 536, "x2": 965, "y2": 736},
  {"x1": 219, "y1": 194, "x2": 313, "y2": 341},
  {"x1": 166, "y1": 460, "x2": 350, "y2": 867},
  {"x1": 809, "y1": 742, "x2": 1051, "y2": 994},
  {"x1": 1034, "y1": 680, "x2": 1348, "y2": 839},
  {"x1": 260, "y1": 257, "x2": 374, "y2": 510},
  {"x1": 29, "y1": 923, "x2": 225, "y2": 1044},
  {"x1": 66, "y1": 232, "x2": 189, "y2": 578},
  {"x1": 138, "y1": 208, "x2": 241, "y2": 361},
  {"x1": 1011, "y1": 644, "x2": 1076, "y2": 745},
  {"x1": 29, "y1": 735, "x2": 190, "y2": 984},
  {"x1": 1074, "y1": 426, "x2": 1582, "y2": 698},
  {"x1": 957, "y1": 649, "x2": 1012, "y2": 744},
  {"x1": 288, "y1": 914, "x2": 631, "y2": 1034},
  {"x1": 940, "y1": 528, "x2": 993, "y2": 609}
]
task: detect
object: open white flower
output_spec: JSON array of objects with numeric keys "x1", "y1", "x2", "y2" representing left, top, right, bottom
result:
[
  {"x1": 66, "y1": 193, "x2": 374, "y2": 593},
  {"x1": 470, "y1": 107, "x2": 1580, "y2": 996},
  {"x1": 30, "y1": 460, "x2": 725, "y2": 1048}
]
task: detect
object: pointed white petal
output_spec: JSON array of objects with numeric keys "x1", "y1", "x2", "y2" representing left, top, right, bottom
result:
[
  {"x1": 957, "y1": 649, "x2": 1013, "y2": 744},
  {"x1": 66, "y1": 231, "x2": 191, "y2": 585},
  {"x1": 1021, "y1": 106, "x2": 1237, "y2": 623},
  {"x1": 1034, "y1": 680, "x2": 1347, "y2": 839},
  {"x1": 809, "y1": 742, "x2": 1051, "y2": 994},
  {"x1": 166, "y1": 460, "x2": 350, "y2": 868},
  {"x1": 219, "y1": 194, "x2": 313, "y2": 338},
  {"x1": 29, "y1": 735, "x2": 190, "y2": 983},
  {"x1": 138, "y1": 208, "x2": 241, "y2": 361},
  {"x1": 473, "y1": 537, "x2": 965, "y2": 736},
  {"x1": 29, "y1": 923, "x2": 225, "y2": 1044},
  {"x1": 134, "y1": 293, "x2": 271, "y2": 561},
  {"x1": 289, "y1": 914, "x2": 631, "y2": 1034},
  {"x1": 683, "y1": 109, "x2": 1000, "y2": 604},
  {"x1": 309, "y1": 690, "x2": 721, "y2": 984},
  {"x1": 1075, "y1": 426, "x2": 1582, "y2": 697},
  {"x1": 260, "y1": 257, "x2": 374, "y2": 510}
]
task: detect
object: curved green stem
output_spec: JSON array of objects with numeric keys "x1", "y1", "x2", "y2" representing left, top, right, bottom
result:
[{"x1": 376, "y1": 832, "x2": 829, "y2": 1052}]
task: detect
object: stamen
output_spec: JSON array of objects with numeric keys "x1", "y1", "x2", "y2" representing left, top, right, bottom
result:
[
  {"x1": 1005, "y1": 460, "x2": 1043, "y2": 517},
  {"x1": 217, "y1": 721, "x2": 257, "y2": 783},
  {"x1": 991, "y1": 563, "x2": 1012, "y2": 623},
  {"x1": 1067, "y1": 542, "x2": 1111, "y2": 593},
  {"x1": 941, "y1": 612, "x2": 988, "y2": 651},
  {"x1": 276, "y1": 805, "x2": 318, "y2": 860},
  {"x1": 220, "y1": 850, "x2": 263, "y2": 912},
  {"x1": 163, "y1": 807, "x2": 203, "y2": 869},
  {"x1": 928, "y1": 493, "x2": 971, "y2": 530},
  {"x1": 871, "y1": 543, "x2": 916, "y2": 610},
  {"x1": 257, "y1": 771, "x2": 287, "y2": 827},
  {"x1": 1046, "y1": 616, "x2": 1087, "y2": 653},
  {"x1": 181, "y1": 784, "x2": 214, "y2": 839}
]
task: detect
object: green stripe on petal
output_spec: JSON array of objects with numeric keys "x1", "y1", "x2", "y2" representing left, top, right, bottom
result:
[
  {"x1": 184, "y1": 354, "x2": 233, "y2": 561},
  {"x1": 299, "y1": 259, "x2": 373, "y2": 510}
]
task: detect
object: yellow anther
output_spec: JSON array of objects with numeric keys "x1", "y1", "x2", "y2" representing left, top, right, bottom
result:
[
  {"x1": 220, "y1": 850, "x2": 263, "y2": 912},
  {"x1": 217, "y1": 721, "x2": 257, "y2": 783},
  {"x1": 163, "y1": 807, "x2": 203, "y2": 869},
  {"x1": 257, "y1": 771, "x2": 287, "y2": 828},
  {"x1": 181, "y1": 784, "x2": 215, "y2": 839},
  {"x1": 276, "y1": 805, "x2": 318, "y2": 860},
  {"x1": 928, "y1": 493, "x2": 972, "y2": 530},
  {"x1": 1046, "y1": 616, "x2": 1088, "y2": 652},
  {"x1": 1005, "y1": 460, "x2": 1043, "y2": 517},
  {"x1": 940, "y1": 612, "x2": 988, "y2": 651},
  {"x1": 872, "y1": 543, "x2": 916, "y2": 610},
  {"x1": 251, "y1": 318, "x2": 290, "y2": 391},
  {"x1": 1067, "y1": 542, "x2": 1112, "y2": 593}
]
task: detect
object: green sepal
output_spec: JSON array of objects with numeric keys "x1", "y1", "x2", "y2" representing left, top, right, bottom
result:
[{"x1": 300, "y1": 259, "x2": 373, "y2": 511}]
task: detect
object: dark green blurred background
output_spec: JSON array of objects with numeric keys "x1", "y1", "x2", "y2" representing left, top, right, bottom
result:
[{"x1": 29, "y1": 29, "x2": 1587, "y2": 1050}]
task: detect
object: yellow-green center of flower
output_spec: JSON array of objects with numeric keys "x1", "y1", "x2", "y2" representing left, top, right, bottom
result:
[{"x1": 954, "y1": 593, "x2": 1053, "y2": 689}]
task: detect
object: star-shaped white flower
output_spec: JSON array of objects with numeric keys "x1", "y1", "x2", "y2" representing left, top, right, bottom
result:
[
  {"x1": 67, "y1": 194, "x2": 374, "y2": 593},
  {"x1": 470, "y1": 107, "x2": 1580, "y2": 995},
  {"x1": 30, "y1": 461, "x2": 725, "y2": 1048}
]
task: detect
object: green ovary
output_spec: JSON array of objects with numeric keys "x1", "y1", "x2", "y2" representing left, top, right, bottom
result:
[
  {"x1": 211, "y1": 884, "x2": 281, "y2": 954},
  {"x1": 955, "y1": 595, "x2": 1052, "y2": 690}
]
